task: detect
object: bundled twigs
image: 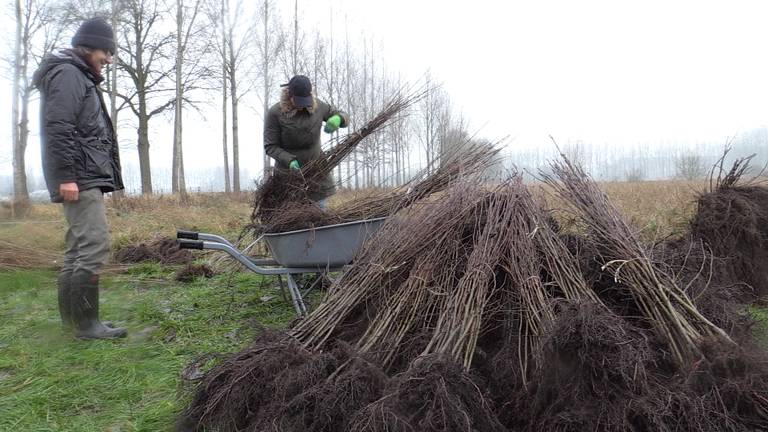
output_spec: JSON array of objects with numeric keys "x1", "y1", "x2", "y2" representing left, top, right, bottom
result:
[
  {"x1": 354, "y1": 189, "x2": 476, "y2": 369},
  {"x1": 290, "y1": 179, "x2": 485, "y2": 353},
  {"x1": 542, "y1": 155, "x2": 733, "y2": 367},
  {"x1": 254, "y1": 141, "x2": 501, "y2": 234},
  {"x1": 424, "y1": 183, "x2": 517, "y2": 369},
  {"x1": 495, "y1": 179, "x2": 556, "y2": 383},
  {"x1": 521, "y1": 184, "x2": 603, "y2": 304}
]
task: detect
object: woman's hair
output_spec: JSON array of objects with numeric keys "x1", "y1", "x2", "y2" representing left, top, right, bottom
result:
[{"x1": 71, "y1": 46, "x2": 95, "y2": 57}]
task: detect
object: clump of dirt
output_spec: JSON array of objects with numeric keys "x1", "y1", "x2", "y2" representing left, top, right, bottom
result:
[
  {"x1": 691, "y1": 185, "x2": 768, "y2": 298},
  {"x1": 656, "y1": 236, "x2": 758, "y2": 343},
  {"x1": 348, "y1": 355, "x2": 505, "y2": 432},
  {"x1": 114, "y1": 236, "x2": 192, "y2": 265},
  {"x1": 178, "y1": 331, "x2": 388, "y2": 432},
  {"x1": 506, "y1": 300, "x2": 657, "y2": 431},
  {"x1": 175, "y1": 263, "x2": 215, "y2": 282},
  {"x1": 270, "y1": 345, "x2": 389, "y2": 432},
  {"x1": 179, "y1": 330, "x2": 311, "y2": 431}
]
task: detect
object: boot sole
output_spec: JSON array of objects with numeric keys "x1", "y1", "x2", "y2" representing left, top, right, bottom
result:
[{"x1": 75, "y1": 331, "x2": 128, "y2": 340}]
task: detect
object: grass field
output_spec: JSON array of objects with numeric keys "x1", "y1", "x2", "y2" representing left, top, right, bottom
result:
[
  {"x1": 0, "y1": 182, "x2": 765, "y2": 431},
  {"x1": 0, "y1": 266, "x2": 295, "y2": 431}
]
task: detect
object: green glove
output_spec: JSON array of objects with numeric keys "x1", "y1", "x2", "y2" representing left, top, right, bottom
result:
[
  {"x1": 289, "y1": 159, "x2": 300, "y2": 170},
  {"x1": 324, "y1": 114, "x2": 342, "y2": 134}
]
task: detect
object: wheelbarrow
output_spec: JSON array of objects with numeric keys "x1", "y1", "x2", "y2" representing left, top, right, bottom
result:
[{"x1": 176, "y1": 217, "x2": 386, "y2": 316}]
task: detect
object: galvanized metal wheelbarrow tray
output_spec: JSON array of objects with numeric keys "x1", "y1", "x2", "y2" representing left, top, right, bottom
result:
[{"x1": 176, "y1": 217, "x2": 386, "y2": 316}]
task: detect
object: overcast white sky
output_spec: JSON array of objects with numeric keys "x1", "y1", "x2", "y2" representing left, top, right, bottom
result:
[{"x1": 2, "y1": 0, "x2": 768, "y2": 192}]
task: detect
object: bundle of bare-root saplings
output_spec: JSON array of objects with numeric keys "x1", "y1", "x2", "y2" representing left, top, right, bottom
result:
[
  {"x1": 248, "y1": 84, "x2": 504, "y2": 237},
  {"x1": 180, "y1": 156, "x2": 768, "y2": 432},
  {"x1": 249, "y1": 85, "x2": 426, "y2": 236}
]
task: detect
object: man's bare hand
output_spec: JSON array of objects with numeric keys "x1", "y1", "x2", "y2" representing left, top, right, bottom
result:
[{"x1": 59, "y1": 182, "x2": 79, "y2": 202}]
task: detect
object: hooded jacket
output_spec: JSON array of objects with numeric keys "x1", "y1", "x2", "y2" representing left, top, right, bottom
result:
[
  {"x1": 32, "y1": 49, "x2": 123, "y2": 203},
  {"x1": 264, "y1": 88, "x2": 349, "y2": 200}
]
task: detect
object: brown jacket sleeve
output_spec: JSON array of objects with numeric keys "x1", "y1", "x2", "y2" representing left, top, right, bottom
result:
[{"x1": 263, "y1": 106, "x2": 296, "y2": 166}]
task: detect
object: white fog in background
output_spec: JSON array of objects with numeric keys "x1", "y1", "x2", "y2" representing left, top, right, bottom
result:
[{"x1": 2, "y1": 0, "x2": 767, "y2": 197}]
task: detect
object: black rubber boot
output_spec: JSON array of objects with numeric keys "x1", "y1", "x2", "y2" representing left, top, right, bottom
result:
[
  {"x1": 70, "y1": 270, "x2": 127, "y2": 340},
  {"x1": 58, "y1": 271, "x2": 75, "y2": 328},
  {"x1": 59, "y1": 271, "x2": 114, "y2": 330}
]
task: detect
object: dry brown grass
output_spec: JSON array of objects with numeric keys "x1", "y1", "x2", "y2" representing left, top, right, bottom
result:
[
  {"x1": 0, "y1": 182, "x2": 704, "y2": 269},
  {"x1": 536, "y1": 179, "x2": 705, "y2": 242},
  {"x1": 601, "y1": 180, "x2": 704, "y2": 238},
  {"x1": 0, "y1": 192, "x2": 252, "y2": 268}
]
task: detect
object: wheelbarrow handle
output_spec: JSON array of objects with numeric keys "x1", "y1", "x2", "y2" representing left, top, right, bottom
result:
[
  {"x1": 177, "y1": 239, "x2": 204, "y2": 250},
  {"x1": 177, "y1": 229, "x2": 199, "y2": 240}
]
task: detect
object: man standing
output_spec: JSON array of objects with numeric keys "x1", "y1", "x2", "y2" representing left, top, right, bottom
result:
[
  {"x1": 263, "y1": 74, "x2": 350, "y2": 207},
  {"x1": 32, "y1": 17, "x2": 127, "y2": 340}
]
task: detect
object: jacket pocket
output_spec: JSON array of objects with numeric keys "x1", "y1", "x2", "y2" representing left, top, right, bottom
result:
[{"x1": 79, "y1": 137, "x2": 114, "y2": 181}]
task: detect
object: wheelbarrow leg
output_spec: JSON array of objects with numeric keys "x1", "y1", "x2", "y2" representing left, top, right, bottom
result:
[
  {"x1": 276, "y1": 275, "x2": 289, "y2": 304},
  {"x1": 285, "y1": 274, "x2": 308, "y2": 316}
]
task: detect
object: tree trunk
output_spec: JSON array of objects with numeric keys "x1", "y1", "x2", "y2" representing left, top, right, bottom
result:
[
  {"x1": 292, "y1": 0, "x2": 298, "y2": 75},
  {"x1": 343, "y1": 23, "x2": 352, "y2": 189},
  {"x1": 172, "y1": 0, "x2": 186, "y2": 195},
  {"x1": 221, "y1": 0, "x2": 230, "y2": 193},
  {"x1": 110, "y1": 0, "x2": 123, "y2": 198},
  {"x1": 226, "y1": 0, "x2": 240, "y2": 193},
  {"x1": 231, "y1": 77, "x2": 240, "y2": 193},
  {"x1": 261, "y1": 0, "x2": 271, "y2": 179},
  {"x1": 133, "y1": 14, "x2": 153, "y2": 195},
  {"x1": 12, "y1": 0, "x2": 29, "y2": 207},
  {"x1": 138, "y1": 111, "x2": 153, "y2": 194},
  {"x1": 110, "y1": 0, "x2": 119, "y2": 129}
]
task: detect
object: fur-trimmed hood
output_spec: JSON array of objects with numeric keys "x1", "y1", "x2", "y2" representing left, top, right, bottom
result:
[{"x1": 280, "y1": 87, "x2": 318, "y2": 115}]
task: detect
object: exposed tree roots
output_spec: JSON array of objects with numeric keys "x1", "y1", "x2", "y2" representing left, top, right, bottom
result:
[{"x1": 180, "y1": 157, "x2": 768, "y2": 432}]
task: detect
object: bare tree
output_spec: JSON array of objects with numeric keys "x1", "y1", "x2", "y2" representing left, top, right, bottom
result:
[
  {"x1": 625, "y1": 165, "x2": 645, "y2": 182},
  {"x1": 225, "y1": 0, "x2": 240, "y2": 192},
  {"x1": 11, "y1": 0, "x2": 26, "y2": 209},
  {"x1": 115, "y1": 0, "x2": 176, "y2": 194},
  {"x1": 203, "y1": 0, "x2": 232, "y2": 192},
  {"x1": 171, "y1": 0, "x2": 210, "y2": 195},
  {"x1": 675, "y1": 151, "x2": 706, "y2": 180},
  {"x1": 416, "y1": 76, "x2": 449, "y2": 174},
  {"x1": 108, "y1": 1, "x2": 120, "y2": 126},
  {"x1": 279, "y1": 0, "x2": 306, "y2": 77},
  {"x1": 439, "y1": 116, "x2": 469, "y2": 159},
  {"x1": 107, "y1": 0, "x2": 125, "y2": 198},
  {"x1": 217, "y1": 0, "x2": 230, "y2": 192},
  {"x1": 11, "y1": 0, "x2": 66, "y2": 212},
  {"x1": 217, "y1": 0, "x2": 259, "y2": 192},
  {"x1": 253, "y1": 0, "x2": 283, "y2": 179},
  {"x1": 342, "y1": 18, "x2": 355, "y2": 187}
]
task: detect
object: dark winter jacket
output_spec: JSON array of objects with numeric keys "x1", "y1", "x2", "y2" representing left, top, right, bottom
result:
[
  {"x1": 32, "y1": 49, "x2": 123, "y2": 203},
  {"x1": 264, "y1": 88, "x2": 349, "y2": 200}
]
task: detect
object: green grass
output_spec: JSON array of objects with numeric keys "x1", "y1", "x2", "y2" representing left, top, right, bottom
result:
[
  {"x1": 0, "y1": 268, "x2": 295, "y2": 431},
  {"x1": 750, "y1": 304, "x2": 768, "y2": 348}
]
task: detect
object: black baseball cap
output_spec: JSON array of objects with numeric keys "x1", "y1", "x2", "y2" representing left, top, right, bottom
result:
[{"x1": 281, "y1": 75, "x2": 313, "y2": 107}]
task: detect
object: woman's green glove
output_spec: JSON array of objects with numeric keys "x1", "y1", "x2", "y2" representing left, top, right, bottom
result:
[
  {"x1": 324, "y1": 114, "x2": 342, "y2": 133},
  {"x1": 289, "y1": 159, "x2": 300, "y2": 170}
]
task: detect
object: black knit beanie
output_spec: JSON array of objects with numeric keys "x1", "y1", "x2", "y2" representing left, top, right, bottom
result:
[{"x1": 71, "y1": 17, "x2": 115, "y2": 54}]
